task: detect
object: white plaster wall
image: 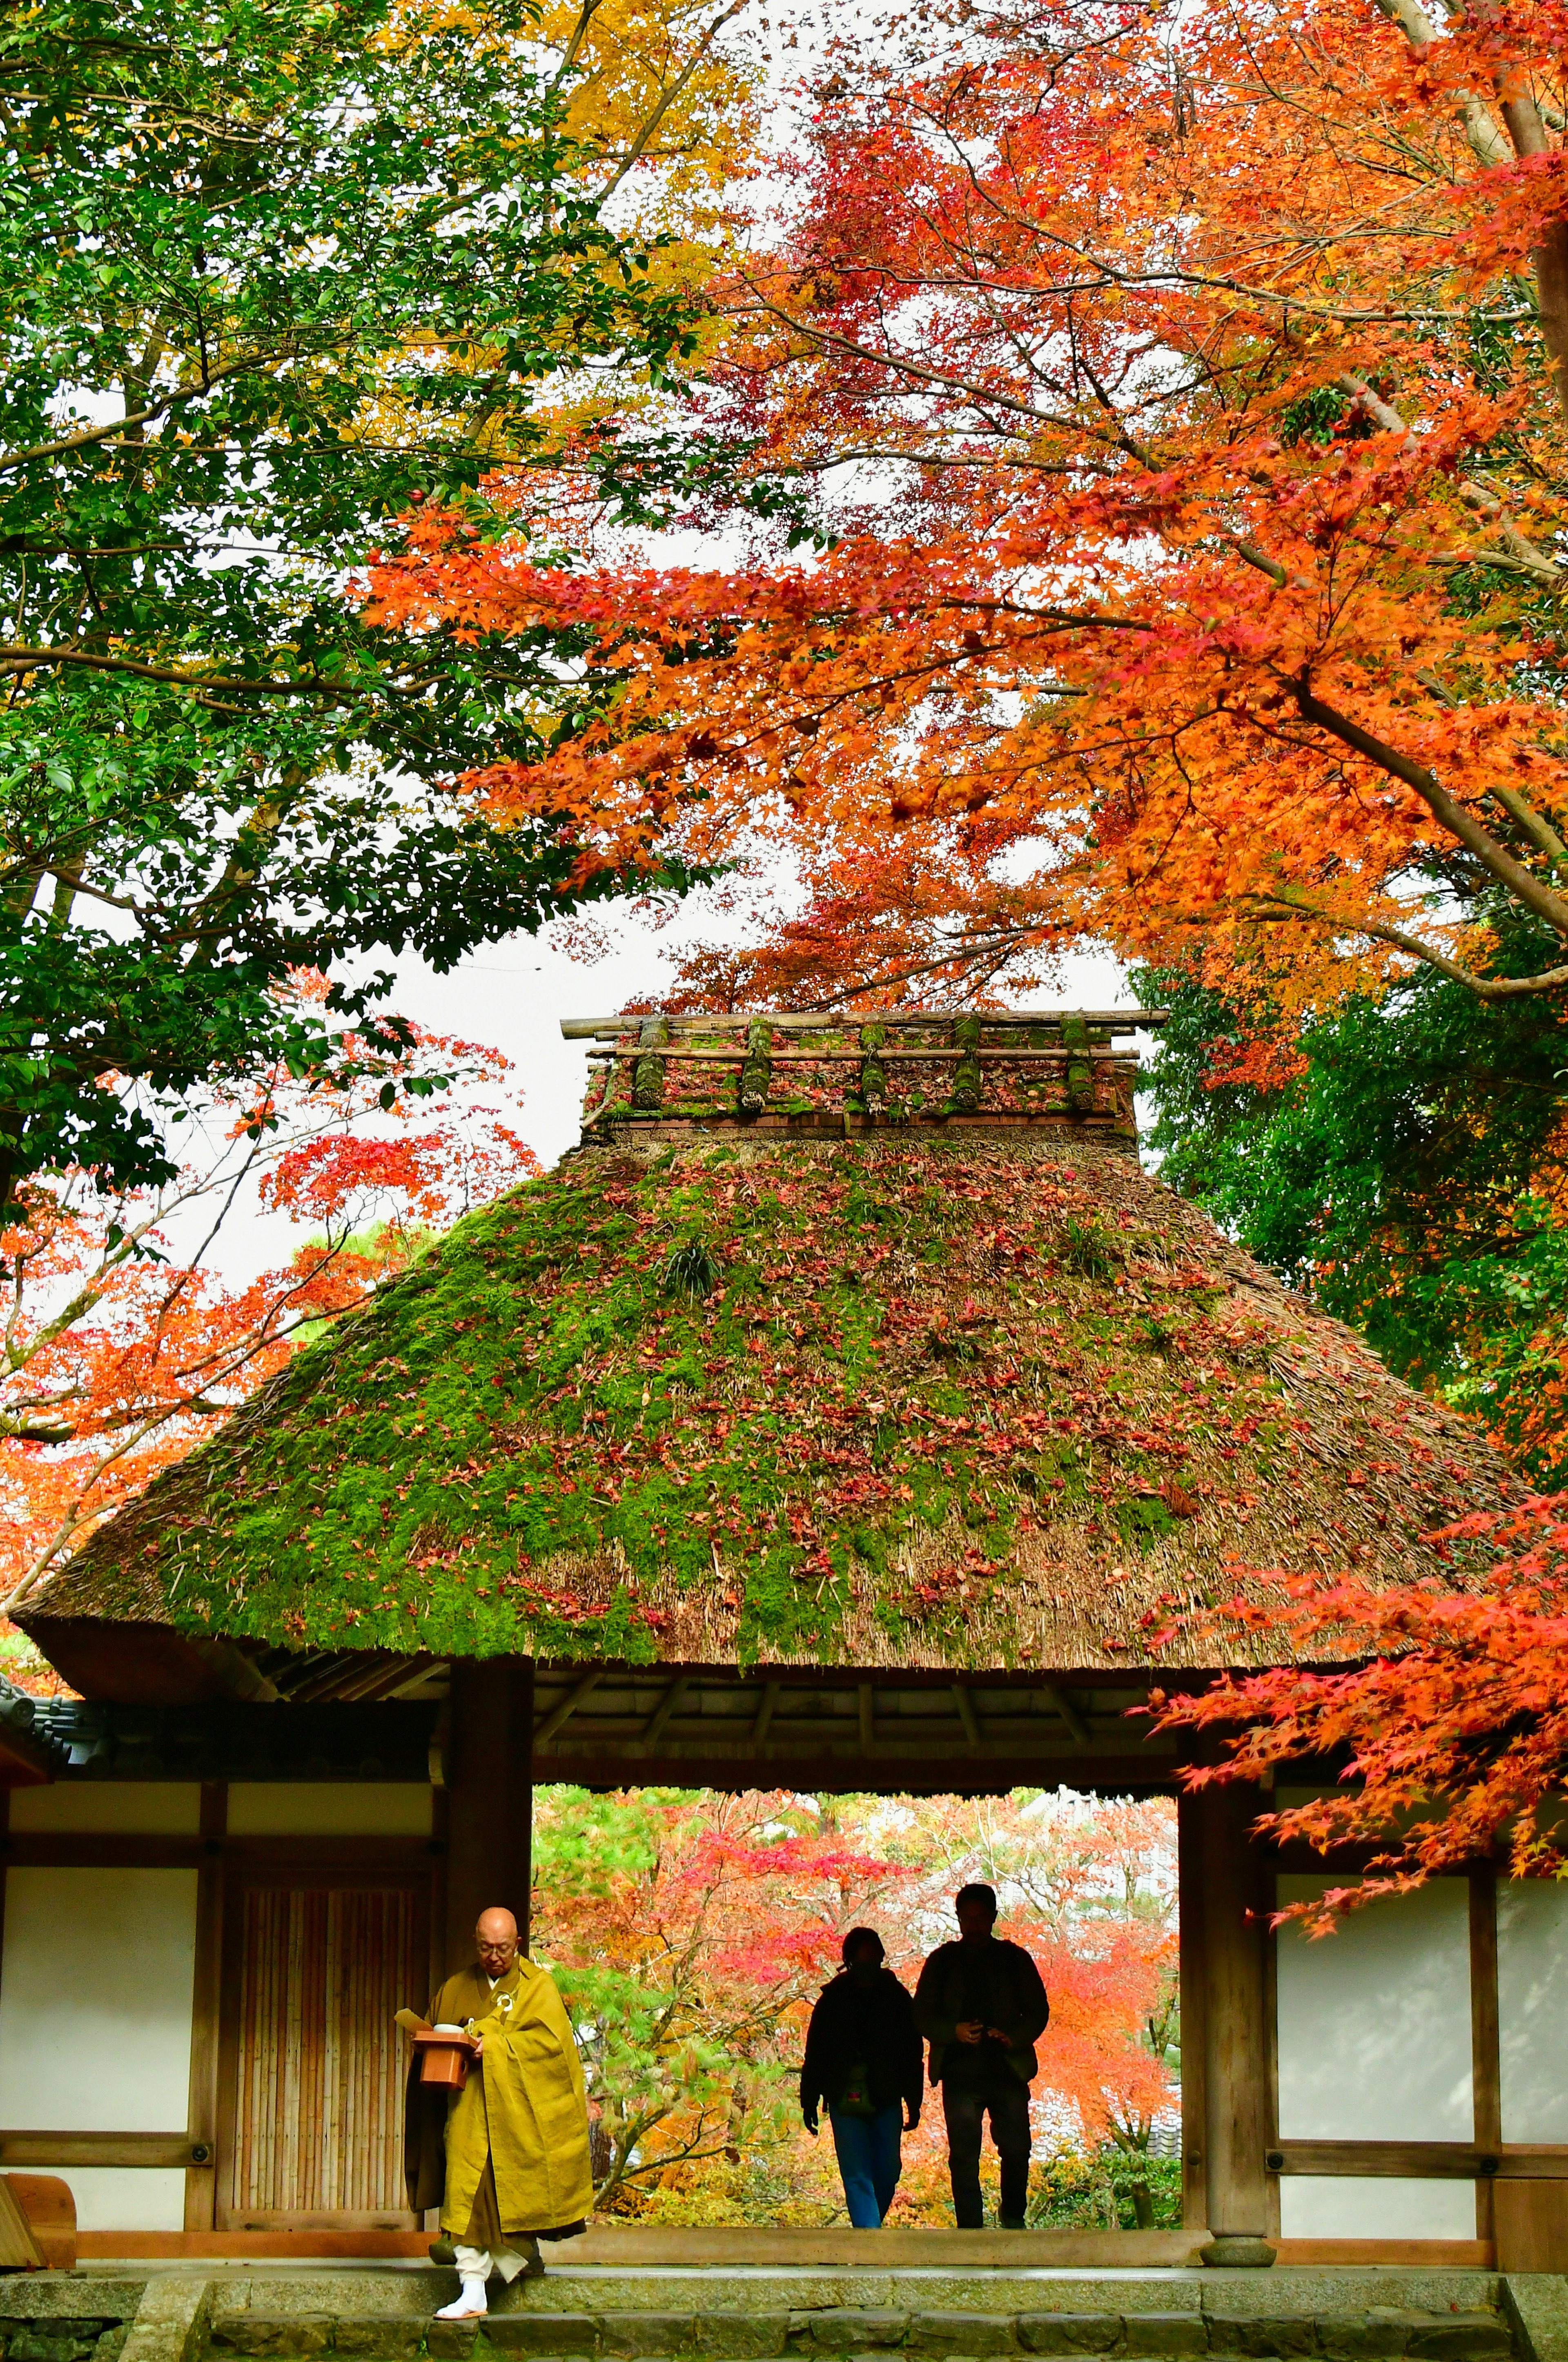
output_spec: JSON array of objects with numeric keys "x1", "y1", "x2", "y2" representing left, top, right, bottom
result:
[
  {"x1": 1280, "y1": 2177, "x2": 1478, "y2": 2240},
  {"x1": 10, "y1": 1785, "x2": 200, "y2": 1834},
  {"x1": 0, "y1": 1868, "x2": 196, "y2": 2128},
  {"x1": 1276, "y1": 1875, "x2": 1472, "y2": 2139},
  {"x1": 20, "y1": 2167, "x2": 187, "y2": 2233},
  {"x1": 225, "y1": 1783, "x2": 432, "y2": 1836},
  {"x1": 1498, "y1": 1877, "x2": 1568, "y2": 2141}
]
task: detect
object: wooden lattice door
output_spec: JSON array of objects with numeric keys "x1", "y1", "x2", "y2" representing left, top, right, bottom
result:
[{"x1": 217, "y1": 1872, "x2": 429, "y2": 2228}]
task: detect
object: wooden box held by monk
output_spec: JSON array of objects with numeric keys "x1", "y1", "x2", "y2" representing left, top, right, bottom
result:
[
  {"x1": 413, "y1": 2029, "x2": 476, "y2": 2088},
  {"x1": 398, "y1": 2008, "x2": 477, "y2": 2089}
]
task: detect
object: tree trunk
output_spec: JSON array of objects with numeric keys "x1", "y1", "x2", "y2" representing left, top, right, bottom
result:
[{"x1": 1534, "y1": 216, "x2": 1568, "y2": 424}]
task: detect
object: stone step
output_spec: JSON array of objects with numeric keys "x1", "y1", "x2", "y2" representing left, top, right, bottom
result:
[
  {"x1": 200, "y1": 2272, "x2": 1510, "y2": 2321},
  {"x1": 0, "y1": 2326, "x2": 131, "y2": 2362},
  {"x1": 201, "y1": 2273, "x2": 1519, "y2": 2362},
  {"x1": 562, "y1": 2242, "x2": 1204, "y2": 2275},
  {"x1": 0, "y1": 2292, "x2": 142, "y2": 2362},
  {"x1": 207, "y1": 2311, "x2": 1516, "y2": 2362}
]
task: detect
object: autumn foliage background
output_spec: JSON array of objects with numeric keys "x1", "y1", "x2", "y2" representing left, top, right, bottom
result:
[{"x1": 530, "y1": 1785, "x2": 1179, "y2": 2226}]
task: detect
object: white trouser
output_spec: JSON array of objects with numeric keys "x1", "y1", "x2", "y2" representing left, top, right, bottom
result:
[{"x1": 454, "y1": 2243, "x2": 532, "y2": 2284}]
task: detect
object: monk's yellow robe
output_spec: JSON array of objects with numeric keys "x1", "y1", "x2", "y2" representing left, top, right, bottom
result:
[{"x1": 403, "y1": 1956, "x2": 592, "y2": 2242}]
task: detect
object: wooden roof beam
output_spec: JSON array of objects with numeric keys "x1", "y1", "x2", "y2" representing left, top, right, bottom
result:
[
  {"x1": 534, "y1": 1666, "x2": 605, "y2": 1746},
  {"x1": 536, "y1": 1730, "x2": 1174, "y2": 1762},
  {"x1": 376, "y1": 1656, "x2": 446, "y2": 1701},
  {"x1": 276, "y1": 1652, "x2": 383, "y2": 1704},
  {"x1": 534, "y1": 1693, "x2": 1139, "y2": 1744},
  {"x1": 952, "y1": 1683, "x2": 982, "y2": 1750},
  {"x1": 331, "y1": 1653, "x2": 441, "y2": 1703},
  {"x1": 1042, "y1": 1683, "x2": 1091, "y2": 1745},
  {"x1": 641, "y1": 1675, "x2": 692, "y2": 1750}
]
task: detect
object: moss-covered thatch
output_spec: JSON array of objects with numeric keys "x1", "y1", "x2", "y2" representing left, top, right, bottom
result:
[{"x1": 25, "y1": 1129, "x2": 1514, "y2": 1672}]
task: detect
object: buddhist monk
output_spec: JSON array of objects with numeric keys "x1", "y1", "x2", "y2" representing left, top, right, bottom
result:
[{"x1": 403, "y1": 1906, "x2": 594, "y2": 2319}]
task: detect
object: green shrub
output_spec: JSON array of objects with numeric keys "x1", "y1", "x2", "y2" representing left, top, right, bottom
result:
[{"x1": 1027, "y1": 2146, "x2": 1183, "y2": 2230}]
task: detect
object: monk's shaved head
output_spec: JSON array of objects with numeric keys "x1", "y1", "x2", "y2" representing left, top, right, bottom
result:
[{"x1": 475, "y1": 1907, "x2": 520, "y2": 1974}]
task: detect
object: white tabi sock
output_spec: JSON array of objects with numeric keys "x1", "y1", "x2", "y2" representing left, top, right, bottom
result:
[
  {"x1": 434, "y1": 2257, "x2": 490, "y2": 2319},
  {"x1": 433, "y1": 2292, "x2": 488, "y2": 2320}
]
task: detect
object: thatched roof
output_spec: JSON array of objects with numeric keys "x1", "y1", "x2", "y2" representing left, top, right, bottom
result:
[{"x1": 20, "y1": 1010, "x2": 1514, "y2": 1676}]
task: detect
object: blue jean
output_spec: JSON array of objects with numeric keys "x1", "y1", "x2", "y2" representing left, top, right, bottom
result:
[{"x1": 829, "y1": 2100, "x2": 903, "y2": 2227}]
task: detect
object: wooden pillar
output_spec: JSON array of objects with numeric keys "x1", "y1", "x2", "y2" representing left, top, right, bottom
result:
[
  {"x1": 1177, "y1": 1791, "x2": 1208, "y2": 2231},
  {"x1": 1178, "y1": 1783, "x2": 1272, "y2": 2239},
  {"x1": 443, "y1": 1657, "x2": 534, "y2": 1974},
  {"x1": 1470, "y1": 1864, "x2": 1501, "y2": 2247},
  {"x1": 184, "y1": 1780, "x2": 227, "y2": 2230}
]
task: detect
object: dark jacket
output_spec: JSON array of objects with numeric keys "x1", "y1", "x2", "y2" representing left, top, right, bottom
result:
[
  {"x1": 800, "y1": 1966, "x2": 924, "y2": 2121},
  {"x1": 913, "y1": 1937, "x2": 1050, "y2": 2088}
]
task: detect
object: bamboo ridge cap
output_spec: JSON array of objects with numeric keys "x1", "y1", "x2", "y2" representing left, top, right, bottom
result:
[
  {"x1": 587, "y1": 1047, "x2": 1123, "y2": 1063},
  {"x1": 570, "y1": 1005, "x2": 1151, "y2": 1140}
]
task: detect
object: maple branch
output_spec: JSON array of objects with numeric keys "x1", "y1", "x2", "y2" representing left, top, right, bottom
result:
[
  {"x1": 2, "y1": 1398, "x2": 196, "y2": 1613},
  {"x1": 1291, "y1": 677, "x2": 1568, "y2": 944},
  {"x1": 729, "y1": 278, "x2": 1111, "y2": 441},
  {"x1": 1486, "y1": 783, "x2": 1568, "y2": 873},
  {"x1": 1428, "y1": 544, "x2": 1566, "y2": 584},
  {"x1": 2, "y1": 1198, "x2": 174, "y2": 1374},
  {"x1": 837, "y1": 87, "x2": 1509, "y2": 330},
  {"x1": 1245, "y1": 890, "x2": 1568, "y2": 1000},
  {"x1": 1367, "y1": 0, "x2": 1512, "y2": 167},
  {"x1": 1416, "y1": 670, "x2": 1568, "y2": 871},
  {"x1": 1232, "y1": 541, "x2": 1289, "y2": 589},
  {"x1": 736, "y1": 926, "x2": 1046, "y2": 1009},
  {"x1": 1335, "y1": 372, "x2": 1564, "y2": 577},
  {"x1": 0, "y1": 1244, "x2": 392, "y2": 1612}
]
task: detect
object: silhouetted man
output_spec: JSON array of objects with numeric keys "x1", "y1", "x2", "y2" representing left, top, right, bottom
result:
[{"x1": 913, "y1": 1881, "x2": 1049, "y2": 2230}]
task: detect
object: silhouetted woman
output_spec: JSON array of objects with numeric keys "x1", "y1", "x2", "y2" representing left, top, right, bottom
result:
[{"x1": 800, "y1": 1928, "x2": 923, "y2": 2228}]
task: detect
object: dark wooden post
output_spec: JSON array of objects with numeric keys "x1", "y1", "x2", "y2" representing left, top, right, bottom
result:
[
  {"x1": 1470, "y1": 1864, "x2": 1501, "y2": 2247},
  {"x1": 443, "y1": 1657, "x2": 534, "y2": 1973},
  {"x1": 184, "y1": 1779, "x2": 227, "y2": 2229},
  {"x1": 1178, "y1": 1784, "x2": 1272, "y2": 2242},
  {"x1": 1177, "y1": 1791, "x2": 1208, "y2": 2231}
]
